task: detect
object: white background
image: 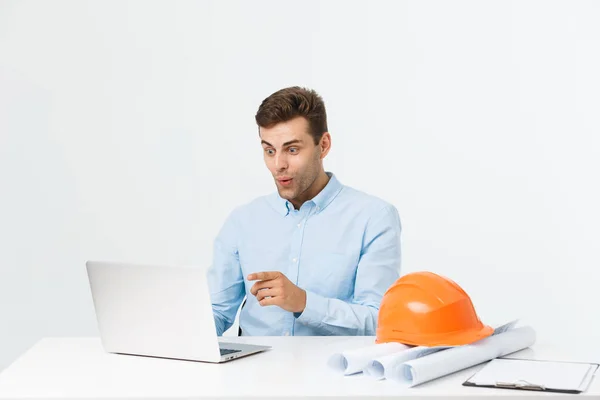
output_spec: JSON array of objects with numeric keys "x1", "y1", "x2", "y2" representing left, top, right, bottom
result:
[{"x1": 1, "y1": 0, "x2": 599, "y2": 371}]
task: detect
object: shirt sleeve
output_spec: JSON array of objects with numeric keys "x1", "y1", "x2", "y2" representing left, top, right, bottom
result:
[
  {"x1": 294, "y1": 204, "x2": 402, "y2": 335},
  {"x1": 206, "y1": 210, "x2": 246, "y2": 336}
]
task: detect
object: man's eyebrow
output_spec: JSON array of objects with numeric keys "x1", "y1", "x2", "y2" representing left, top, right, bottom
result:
[
  {"x1": 261, "y1": 139, "x2": 303, "y2": 147},
  {"x1": 283, "y1": 139, "x2": 302, "y2": 146}
]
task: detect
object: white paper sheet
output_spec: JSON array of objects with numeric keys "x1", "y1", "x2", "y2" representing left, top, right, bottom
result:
[
  {"x1": 468, "y1": 358, "x2": 598, "y2": 392},
  {"x1": 327, "y1": 342, "x2": 410, "y2": 375},
  {"x1": 393, "y1": 326, "x2": 536, "y2": 387}
]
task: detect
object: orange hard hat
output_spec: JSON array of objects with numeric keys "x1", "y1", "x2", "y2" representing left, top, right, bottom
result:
[{"x1": 376, "y1": 271, "x2": 493, "y2": 346}]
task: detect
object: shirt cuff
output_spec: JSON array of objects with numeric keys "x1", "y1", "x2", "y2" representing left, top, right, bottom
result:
[{"x1": 294, "y1": 290, "x2": 328, "y2": 326}]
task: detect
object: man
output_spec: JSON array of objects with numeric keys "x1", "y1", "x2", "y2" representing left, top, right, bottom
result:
[{"x1": 207, "y1": 86, "x2": 401, "y2": 336}]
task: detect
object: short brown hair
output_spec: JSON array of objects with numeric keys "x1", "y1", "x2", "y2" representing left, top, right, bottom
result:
[{"x1": 255, "y1": 86, "x2": 328, "y2": 145}]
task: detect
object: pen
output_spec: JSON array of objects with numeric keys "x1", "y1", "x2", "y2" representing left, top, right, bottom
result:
[{"x1": 495, "y1": 380, "x2": 545, "y2": 390}]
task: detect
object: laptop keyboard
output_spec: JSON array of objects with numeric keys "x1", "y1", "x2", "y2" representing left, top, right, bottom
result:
[{"x1": 220, "y1": 348, "x2": 242, "y2": 356}]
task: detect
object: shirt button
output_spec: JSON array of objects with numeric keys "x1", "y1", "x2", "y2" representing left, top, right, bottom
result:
[
  {"x1": 292, "y1": 258, "x2": 297, "y2": 263},
  {"x1": 297, "y1": 222, "x2": 301, "y2": 227},
  {"x1": 284, "y1": 331, "x2": 290, "y2": 336}
]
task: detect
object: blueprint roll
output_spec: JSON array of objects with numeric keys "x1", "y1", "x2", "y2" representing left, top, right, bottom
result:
[
  {"x1": 388, "y1": 326, "x2": 536, "y2": 386},
  {"x1": 367, "y1": 320, "x2": 519, "y2": 381},
  {"x1": 327, "y1": 342, "x2": 409, "y2": 375},
  {"x1": 363, "y1": 346, "x2": 448, "y2": 380}
]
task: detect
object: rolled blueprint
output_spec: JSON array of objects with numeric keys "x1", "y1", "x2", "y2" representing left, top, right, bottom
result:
[
  {"x1": 388, "y1": 325, "x2": 536, "y2": 386},
  {"x1": 364, "y1": 346, "x2": 448, "y2": 380},
  {"x1": 328, "y1": 342, "x2": 410, "y2": 375},
  {"x1": 364, "y1": 319, "x2": 519, "y2": 381}
]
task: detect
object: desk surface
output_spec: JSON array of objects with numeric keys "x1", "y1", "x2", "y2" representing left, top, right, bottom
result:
[{"x1": 0, "y1": 336, "x2": 598, "y2": 399}]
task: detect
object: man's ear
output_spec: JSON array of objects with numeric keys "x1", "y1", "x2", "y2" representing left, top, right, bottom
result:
[{"x1": 320, "y1": 132, "x2": 331, "y2": 159}]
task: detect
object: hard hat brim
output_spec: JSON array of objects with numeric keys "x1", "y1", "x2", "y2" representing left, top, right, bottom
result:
[{"x1": 377, "y1": 323, "x2": 494, "y2": 347}]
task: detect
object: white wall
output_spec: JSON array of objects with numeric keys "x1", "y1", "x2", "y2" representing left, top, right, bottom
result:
[{"x1": 1, "y1": 0, "x2": 599, "y2": 371}]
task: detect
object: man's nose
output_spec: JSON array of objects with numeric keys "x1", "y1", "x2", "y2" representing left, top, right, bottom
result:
[{"x1": 275, "y1": 153, "x2": 288, "y2": 170}]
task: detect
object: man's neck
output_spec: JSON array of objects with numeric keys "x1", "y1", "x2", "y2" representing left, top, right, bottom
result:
[{"x1": 290, "y1": 171, "x2": 330, "y2": 210}]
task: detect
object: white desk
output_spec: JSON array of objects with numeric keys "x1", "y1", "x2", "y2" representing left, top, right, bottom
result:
[{"x1": 0, "y1": 336, "x2": 598, "y2": 399}]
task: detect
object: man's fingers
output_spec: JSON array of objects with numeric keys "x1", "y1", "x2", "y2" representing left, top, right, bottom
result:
[
  {"x1": 256, "y1": 288, "x2": 281, "y2": 302},
  {"x1": 258, "y1": 295, "x2": 282, "y2": 307},
  {"x1": 247, "y1": 271, "x2": 281, "y2": 281},
  {"x1": 250, "y1": 279, "x2": 281, "y2": 296}
]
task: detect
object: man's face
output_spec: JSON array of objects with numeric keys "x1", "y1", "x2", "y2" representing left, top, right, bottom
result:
[{"x1": 259, "y1": 116, "x2": 329, "y2": 207}]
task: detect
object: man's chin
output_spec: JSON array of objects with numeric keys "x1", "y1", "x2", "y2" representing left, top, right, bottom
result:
[
  {"x1": 277, "y1": 187, "x2": 296, "y2": 201},
  {"x1": 277, "y1": 189, "x2": 292, "y2": 198}
]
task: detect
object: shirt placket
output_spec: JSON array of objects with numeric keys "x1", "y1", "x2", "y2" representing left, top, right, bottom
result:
[{"x1": 287, "y1": 204, "x2": 311, "y2": 336}]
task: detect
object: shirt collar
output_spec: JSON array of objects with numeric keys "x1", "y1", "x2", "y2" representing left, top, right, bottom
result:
[
  {"x1": 269, "y1": 172, "x2": 343, "y2": 216},
  {"x1": 310, "y1": 172, "x2": 343, "y2": 214}
]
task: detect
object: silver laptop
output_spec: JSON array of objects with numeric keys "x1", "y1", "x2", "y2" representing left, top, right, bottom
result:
[{"x1": 85, "y1": 260, "x2": 270, "y2": 363}]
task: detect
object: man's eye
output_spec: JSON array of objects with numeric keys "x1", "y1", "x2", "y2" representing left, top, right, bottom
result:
[
  {"x1": 265, "y1": 149, "x2": 275, "y2": 155},
  {"x1": 289, "y1": 147, "x2": 298, "y2": 153}
]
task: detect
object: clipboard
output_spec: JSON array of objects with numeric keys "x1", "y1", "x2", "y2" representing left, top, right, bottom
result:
[{"x1": 463, "y1": 357, "x2": 599, "y2": 394}]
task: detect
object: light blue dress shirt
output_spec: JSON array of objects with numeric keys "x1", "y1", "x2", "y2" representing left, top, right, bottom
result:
[{"x1": 207, "y1": 172, "x2": 402, "y2": 336}]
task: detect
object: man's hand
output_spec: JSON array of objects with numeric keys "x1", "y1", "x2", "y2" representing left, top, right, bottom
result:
[{"x1": 247, "y1": 271, "x2": 307, "y2": 313}]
